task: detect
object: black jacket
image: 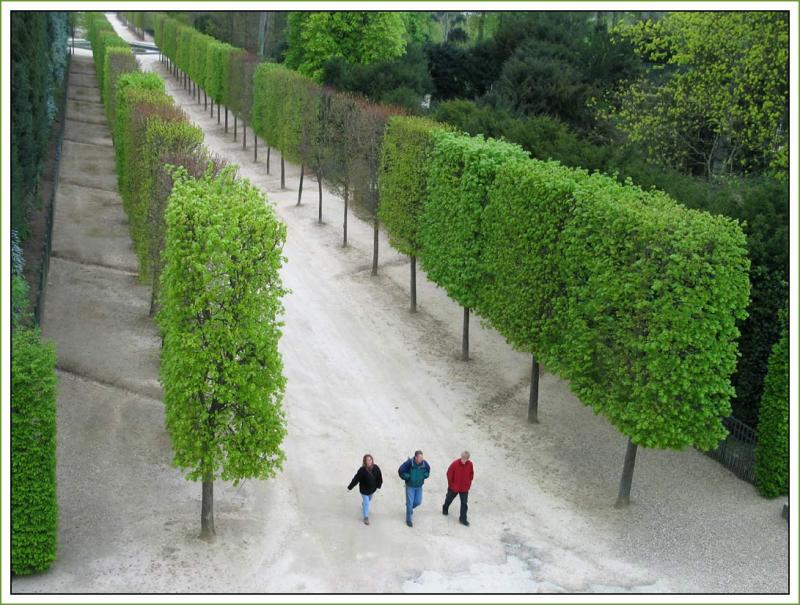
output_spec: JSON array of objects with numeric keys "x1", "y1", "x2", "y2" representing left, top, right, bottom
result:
[{"x1": 348, "y1": 465, "x2": 383, "y2": 495}]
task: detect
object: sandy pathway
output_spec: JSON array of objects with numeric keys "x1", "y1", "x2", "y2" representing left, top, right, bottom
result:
[{"x1": 12, "y1": 18, "x2": 789, "y2": 595}]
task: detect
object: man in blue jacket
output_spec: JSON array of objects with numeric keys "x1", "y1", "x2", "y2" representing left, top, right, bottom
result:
[{"x1": 398, "y1": 450, "x2": 431, "y2": 527}]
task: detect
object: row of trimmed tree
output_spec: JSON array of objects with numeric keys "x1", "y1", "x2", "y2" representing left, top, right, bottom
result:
[
  {"x1": 143, "y1": 12, "x2": 787, "y2": 502},
  {"x1": 85, "y1": 12, "x2": 288, "y2": 540}
]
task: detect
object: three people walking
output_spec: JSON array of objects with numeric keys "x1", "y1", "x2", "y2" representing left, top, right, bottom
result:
[
  {"x1": 442, "y1": 451, "x2": 473, "y2": 526},
  {"x1": 398, "y1": 450, "x2": 431, "y2": 527},
  {"x1": 347, "y1": 454, "x2": 383, "y2": 525}
]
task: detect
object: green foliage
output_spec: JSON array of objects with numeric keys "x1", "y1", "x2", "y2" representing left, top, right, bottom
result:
[
  {"x1": 189, "y1": 29, "x2": 214, "y2": 92},
  {"x1": 378, "y1": 116, "x2": 450, "y2": 256},
  {"x1": 321, "y1": 44, "x2": 433, "y2": 113},
  {"x1": 11, "y1": 12, "x2": 70, "y2": 237},
  {"x1": 205, "y1": 39, "x2": 236, "y2": 105},
  {"x1": 103, "y1": 46, "x2": 137, "y2": 127},
  {"x1": 11, "y1": 326, "x2": 58, "y2": 575},
  {"x1": 86, "y1": 14, "x2": 129, "y2": 103},
  {"x1": 418, "y1": 131, "x2": 527, "y2": 309},
  {"x1": 754, "y1": 306, "x2": 789, "y2": 498},
  {"x1": 610, "y1": 12, "x2": 788, "y2": 177},
  {"x1": 556, "y1": 174, "x2": 750, "y2": 450},
  {"x1": 480, "y1": 158, "x2": 588, "y2": 357},
  {"x1": 157, "y1": 168, "x2": 288, "y2": 484},
  {"x1": 285, "y1": 12, "x2": 408, "y2": 81},
  {"x1": 251, "y1": 63, "x2": 315, "y2": 161}
]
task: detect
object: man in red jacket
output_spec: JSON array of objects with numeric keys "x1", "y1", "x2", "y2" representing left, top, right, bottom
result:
[{"x1": 442, "y1": 451, "x2": 474, "y2": 526}]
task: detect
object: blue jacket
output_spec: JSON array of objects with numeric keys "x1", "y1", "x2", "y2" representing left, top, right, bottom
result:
[{"x1": 398, "y1": 458, "x2": 431, "y2": 488}]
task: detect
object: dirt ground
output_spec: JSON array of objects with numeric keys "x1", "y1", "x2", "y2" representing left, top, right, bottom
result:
[{"x1": 11, "y1": 19, "x2": 790, "y2": 596}]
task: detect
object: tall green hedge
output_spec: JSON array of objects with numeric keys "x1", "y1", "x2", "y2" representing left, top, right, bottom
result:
[
  {"x1": 11, "y1": 326, "x2": 58, "y2": 575},
  {"x1": 252, "y1": 63, "x2": 289, "y2": 150},
  {"x1": 103, "y1": 46, "x2": 137, "y2": 127},
  {"x1": 189, "y1": 30, "x2": 214, "y2": 91},
  {"x1": 755, "y1": 306, "x2": 789, "y2": 497},
  {"x1": 378, "y1": 116, "x2": 450, "y2": 257},
  {"x1": 85, "y1": 14, "x2": 128, "y2": 103},
  {"x1": 205, "y1": 40, "x2": 236, "y2": 105},
  {"x1": 418, "y1": 131, "x2": 528, "y2": 309},
  {"x1": 228, "y1": 51, "x2": 260, "y2": 123},
  {"x1": 554, "y1": 174, "x2": 750, "y2": 450},
  {"x1": 480, "y1": 158, "x2": 588, "y2": 359}
]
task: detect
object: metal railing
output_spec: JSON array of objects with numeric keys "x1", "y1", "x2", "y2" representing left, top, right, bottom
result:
[
  {"x1": 705, "y1": 415, "x2": 757, "y2": 484},
  {"x1": 34, "y1": 51, "x2": 71, "y2": 325}
]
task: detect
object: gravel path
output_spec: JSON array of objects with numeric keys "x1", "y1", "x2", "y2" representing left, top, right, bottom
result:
[{"x1": 11, "y1": 18, "x2": 789, "y2": 595}]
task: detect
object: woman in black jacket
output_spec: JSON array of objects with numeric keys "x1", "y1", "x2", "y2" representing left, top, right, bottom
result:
[{"x1": 347, "y1": 454, "x2": 383, "y2": 525}]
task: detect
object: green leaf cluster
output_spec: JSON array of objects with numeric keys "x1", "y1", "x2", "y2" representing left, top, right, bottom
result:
[
  {"x1": 378, "y1": 116, "x2": 451, "y2": 256},
  {"x1": 156, "y1": 168, "x2": 289, "y2": 484},
  {"x1": 228, "y1": 51, "x2": 261, "y2": 123},
  {"x1": 754, "y1": 305, "x2": 789, "y2": 498},
  {"x1": 11, "y1": 326, "x2": 58, "y2": 575},
  {"x1": 418, "y1": 131, "x2": 528, "y2": 309},
  {"x1": 205, "y1": 39, "x2": 237, "y2": 105}
]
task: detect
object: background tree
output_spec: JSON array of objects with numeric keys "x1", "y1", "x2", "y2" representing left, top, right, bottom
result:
[
  {"x1": 285, "y1": 12, "x2": 408, "y2": 81},
  {"x1": 608, "y1": 12, "x2": 789, "y2": 177},
  {"x1": 157, "y1": 168, "x2": 288, "y2": 540}
]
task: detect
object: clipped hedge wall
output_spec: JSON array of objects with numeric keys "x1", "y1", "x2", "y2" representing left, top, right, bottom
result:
[
  {"x1": 228, "y1": 50, "x2": 260, "y2": 123},
  {"x1": 554, "y1": 174, "x2": 750, "y2": 450},
  {"x1": 755, "y1": 306, "x2": 789, "y2": 497},
  {"x1": 103, "y1": 46, "x2": 137, "y2": 127},
  {"x1": 378, "y1": 116, "x2": 450, "y2": 257},
  {"x1": 480, "y1": 158, "x2": 588, "y2": 359},
  {"x1": 205, "y1": 40, "x2": 236, "y2": 105},
  {"x1": 11, "y1": 327, "x2": 58, "y2": 575},
  {"x1": 85, "y1": 13, "x2": 129, "y2": 103},
  {"x1": 419, "y1": 131, "x2": 528, "y2": 309}
]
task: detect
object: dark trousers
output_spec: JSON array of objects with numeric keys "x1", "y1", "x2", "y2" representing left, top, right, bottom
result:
[{"x1": 443, "y1": 488, "x2": 468, "y2": 521}]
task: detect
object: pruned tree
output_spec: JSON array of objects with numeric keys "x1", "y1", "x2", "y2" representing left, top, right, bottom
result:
[{"x1": 157, "y1": 167, "x2": 288, "y2": 540}]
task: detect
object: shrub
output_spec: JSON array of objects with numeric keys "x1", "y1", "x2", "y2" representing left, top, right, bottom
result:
[
  {"x1": 11, "y1": 327, "x2": 58, "y2": 575},
  {"x1": 754, "y1": 305, "x2": 789, "y2": 497}
]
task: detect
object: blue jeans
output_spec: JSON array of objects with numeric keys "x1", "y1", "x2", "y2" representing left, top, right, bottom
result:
[
  {"x1": 405, "y1": 486, "x2": 423, "y2": 522},
  {"x1": 361, "y1": 493, "x2": 373, "y2": 519}
]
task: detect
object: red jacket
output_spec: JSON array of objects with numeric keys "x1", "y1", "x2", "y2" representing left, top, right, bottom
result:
[{"x1": 446, "y1": 459, "x2": 474, "y2": 493}]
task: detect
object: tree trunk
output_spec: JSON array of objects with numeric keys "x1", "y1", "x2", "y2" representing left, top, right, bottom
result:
[
  {"x1": 200, "y1": 476, "x2": 215, "y2": 540},
  {"x1": 297, "y1": 164, "x2": 304, "y2": 206},
  {"x1": 280, "y1": 156, "x2": 286, "y2": 190},
  {"x1": 343, "y1": 185, "x2": 349, "y2": 247},
  {"x1": 217, "y1": 104, "x2": 221, "y2": 124},
  {"x1": 615, "y1": 438, "x2": 638, "y2": 508},
  {"x1": 462, "y1": 307, "x2": 470, "y2": 361},
  {"x1": 233, "y1": 115, "x2": 237, "y2": 141},
  {"x1": 528, "y1": 355, "x2": 540, "y2": 423},
  {"x1": 318, "y1": 174, "x2": 323, "y2": 223},
  {"x1": 254, "y1": 135, "x2": 258, "y2": 162},
  {"x1": 410, "y1": 255, "x2": 417, "y2": 313},
  {"x1": 225, "y1": 107, "x2": 228, "y2": 133},
  {"x1": 266, "y1": 146, "x2": 271, "y2": 174},
  {"x1": 243, "y1": 123, "x2": 247, "y2": 149},
  {"x1": 371, "y1": 217, "x2": 379, "y2": 276},
  {"x1": 211, "y1": 99, "x2": 214, "y2": 118},
  {"x1": 204, "y1": 90, "x2": 207, "y2": 111}
]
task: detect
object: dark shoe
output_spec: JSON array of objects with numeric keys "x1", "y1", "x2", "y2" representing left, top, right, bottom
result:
[
  {"x1": 442, "y1": 506, "x2": 448, "y2": 516},
  {"x1": 406, "y1": 520, "x2": 413, "y2": 527},
  {"x1": 364, "y1": 517, "x2": 369, "y2": 525},
  {"x1": 459, "y1": 518, "x2": 470, "y2": 526}
]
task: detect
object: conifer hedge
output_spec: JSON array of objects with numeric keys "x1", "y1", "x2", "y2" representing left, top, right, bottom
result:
[
  {"x1": 85, "y1": 13, "x2": 128, "y2": 102},
  {"x1": 755, "y1": 306, "x2": 789, "y2": 497}
]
